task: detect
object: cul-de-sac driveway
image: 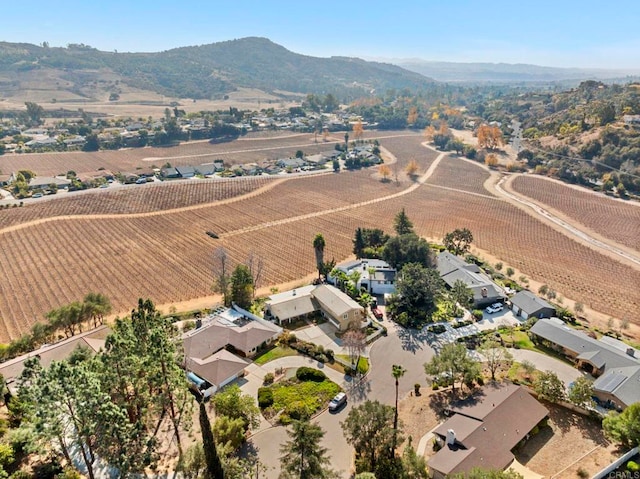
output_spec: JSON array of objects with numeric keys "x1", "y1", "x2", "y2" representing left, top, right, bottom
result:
[
  {"x1": 243, "y1": 315, "x2": 585, "y2": 478},
  {"x1": 244, "y1": 320, "x2": 437, "y2": 478}
]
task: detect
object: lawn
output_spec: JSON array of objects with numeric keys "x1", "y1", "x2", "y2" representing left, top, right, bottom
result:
[
  {"x1": 253, "y1": 345, "x2": 299, "y2": 365},
  {"x1": 337, "y1": 355, "x2": 370, "y2": 374},
  {"x1": 260, "y1": 376, "x2": 341, "y2": 423},
  {"x1": 499, "y1": 329, "x2": 536, "y2": 349}
]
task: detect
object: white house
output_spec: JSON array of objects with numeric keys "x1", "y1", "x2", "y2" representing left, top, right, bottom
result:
[{"x1": 328, "y1": 259, "x2": 396, "y2": 295}]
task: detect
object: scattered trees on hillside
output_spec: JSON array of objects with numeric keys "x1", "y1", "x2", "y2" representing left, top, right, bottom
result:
[{"x1": 477, "y1": 125, "x2": 504, "y2": 149}]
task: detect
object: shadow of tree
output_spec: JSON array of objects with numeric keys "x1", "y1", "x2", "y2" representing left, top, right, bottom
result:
[
  {"x1": 428, "y1": 390, "x2": 455, "y2": 419},
  {"x1": 396, "y1": 325, "x2": 432, "y2": 354},
  {"x1": 543, "y1": 401, "x2": 609, "y2": 446},
  {"x1": 514, "y1": 424, "x2": 554, "y2": 465},
  {"x1": 346, "y1": 376, "x2": 372, "y2": 402}
]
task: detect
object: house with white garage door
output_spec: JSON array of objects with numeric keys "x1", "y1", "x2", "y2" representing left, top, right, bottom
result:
[{"x1": 509, "y1": 290, "x2": 555, "y2": 319}]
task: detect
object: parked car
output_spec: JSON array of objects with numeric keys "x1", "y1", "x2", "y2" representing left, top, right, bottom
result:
[
  {"x1": 372, "y1": 307, "x2": 383, "y2": 320},
  {"x1": 32, "y1": 193, "x2": 43, "y2": 198},
  {"x1": 485, "y1": 303, "x2": 504, "y2": 314},
  {"x1": 328, "y1": 392, "x2": 347, "y2": 412}
]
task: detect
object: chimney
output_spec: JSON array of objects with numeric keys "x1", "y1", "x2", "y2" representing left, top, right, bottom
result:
[
  {"x1": 292, "y1": 289, "x2": 296, "y2": 296},
  {"x1": 626, "y1": 348, "x2": 636, "y2": 358},
  {"x1": 195, "y1": 319, "x2": 202, "y2": 329},
  {"x1": 446, "y1": 429, "x2": 456, "y2": 446}
]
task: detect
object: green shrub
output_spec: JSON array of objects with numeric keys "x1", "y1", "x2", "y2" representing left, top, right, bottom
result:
[
  {"x1": 263, "y1": 372, "x2": 275, "y2": 385},
  {"x1": 287, "y1": 401, "x2": 313, "y2": 420},
  {"x1": 296, "y1": 367, "x2": 326, "y2": 382},
  {"x1": 627, "y1": 461, "x2": 639, "y2": 472},
  {"x1": 257, "y1": 387, "x2": 274, "y2": 409},
  {"x1": 472, "y1": 310, "x2": 483, "y2": 321},
  {"x1": 325, "y1": 349, "x2": 334, "y2": 360}
]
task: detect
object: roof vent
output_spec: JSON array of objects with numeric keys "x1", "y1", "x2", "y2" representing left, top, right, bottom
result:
[{"x1": 626, "y1": 348, "x2": 636, "y2": 357}]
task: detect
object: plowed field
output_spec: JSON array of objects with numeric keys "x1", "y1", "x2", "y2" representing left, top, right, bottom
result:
[{"x1": 510, "y1": 175, "x2": 640, "y2": 252}]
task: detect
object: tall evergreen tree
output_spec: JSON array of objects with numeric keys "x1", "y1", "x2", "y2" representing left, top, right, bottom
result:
[
  {"x1": 199, "y1": 401, "x2": 225, "y2": 479},
  {"x1": 393, "y1": 208, "x2": 414, "y2": 236},
  {"x1": 353, "y1": 228, "x2": 365, "y2": 259},
  {"x1": 313, "y1": 234, "x2": 326, "y2": 280},
  {"x1": 279, "y1": 419, "x2": 335, "y2": 479},
  {"x1": 230, "y1": 264, "x2": 254, "y2": 309}
]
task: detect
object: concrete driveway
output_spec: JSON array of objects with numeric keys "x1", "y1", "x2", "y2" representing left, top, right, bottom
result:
[
  {"x1": 292, "y1": 322, "x2": 354, "y2": 356},
  {"x1": 509, "y1": 349, "x2": 586, "y2": 387},
  {"x1": 424, "y1": 310, "x2": 522, "y2": 352}
]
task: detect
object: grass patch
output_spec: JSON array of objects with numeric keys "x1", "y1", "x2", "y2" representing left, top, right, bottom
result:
[
  {"x1": 253, "y1": 346, "x2": 299, "y2": 365},
  {"x1": 336, "y1": 355, "x2": 370, "y2": 374},
  {"x1": 260, "y1": 375, "x2": 341, "y2": 423},
  {"x1": 499, "y1": 330, "x2": 536, "y2": 350}
]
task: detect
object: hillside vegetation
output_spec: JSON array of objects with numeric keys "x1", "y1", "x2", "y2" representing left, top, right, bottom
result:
[
  {"x1": 0, "y1": 37, "x2": 434, "y2": 101},
  {"x1": 470, "y1": 81, "x2": 640, "y2": 195}
]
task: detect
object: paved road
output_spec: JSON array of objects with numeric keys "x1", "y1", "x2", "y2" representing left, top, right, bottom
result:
[{"x1": 246, "y1": 321, "x2": 437, "y2": 478}]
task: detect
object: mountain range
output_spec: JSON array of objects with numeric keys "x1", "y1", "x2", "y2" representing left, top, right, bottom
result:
[
  {"x1": 0, "y1": 37, "x2": 433, "y2": 101},
  {"x1": 391, "y1": 59, "x2": 640, "y2": 83},
  {"x1": 0, "y1": 37, "x2": 637, "y2": 106}
]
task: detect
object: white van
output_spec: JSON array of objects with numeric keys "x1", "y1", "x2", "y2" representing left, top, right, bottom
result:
[{"x1": 329, "y1": 392, "x2": 347, "y2": 412}]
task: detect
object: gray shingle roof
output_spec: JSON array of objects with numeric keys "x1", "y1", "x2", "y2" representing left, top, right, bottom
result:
[
  {"x1": 593, "y1": 366, "x2": 640, "y2": 407},
  {"x1": 531, "y1": 318, "x2": 640, "y2": 371},
  {"x1": 510, "y1": 290, "x2": 554, "y2": 316},
  {"x1": 437, "y1": 252, "x2": 505, "y2": 303}
]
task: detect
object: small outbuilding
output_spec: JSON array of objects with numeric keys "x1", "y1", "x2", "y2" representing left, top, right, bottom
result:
[{"x1": 509, "y1": 290, "x2": 555, "y2": 319}]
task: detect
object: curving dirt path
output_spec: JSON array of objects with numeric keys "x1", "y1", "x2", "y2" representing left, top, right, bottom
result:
[
  {"x1": 220, "y1": 144, "x2": 447, "y2": 238},
  {"x1": 495, "y1": 174, "x2": 640, "y2": 269},
  {"x1": 0, "y1": 139, "x2": 427, "y2": 238}
]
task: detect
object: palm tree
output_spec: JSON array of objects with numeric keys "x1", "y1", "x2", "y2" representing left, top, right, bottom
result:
[
  {"x1": 313, "y1": 233, "x2": 326, "y2": 281},
  {"x1": 392, "y1": 364, "x2": 406, "y2": 455}
]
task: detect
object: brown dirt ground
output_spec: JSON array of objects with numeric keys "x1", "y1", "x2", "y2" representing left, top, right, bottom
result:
[{"x1": 398, "y1": 387, "x2": 620, "y2": 479}]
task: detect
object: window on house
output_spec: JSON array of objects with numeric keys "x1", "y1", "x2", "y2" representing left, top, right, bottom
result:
[{"x1": 343, "y1": 314, "x2": 348, "y2": 319}]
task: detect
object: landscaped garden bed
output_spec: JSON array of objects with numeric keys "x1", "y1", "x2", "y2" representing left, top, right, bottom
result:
[{"x1": 257, "y1": 367, "x2": 341, "y2": 424}]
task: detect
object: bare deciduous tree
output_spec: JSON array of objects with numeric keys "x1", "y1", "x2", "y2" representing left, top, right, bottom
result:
[
  {"x1": 246, "y1": 251, "x2": 264, "y2": 298},
  {"x1": 212, "y1": 247, "x2": 232, "y2": 306},
  {"x1": 343, "y1": 328, "x2": 366, "y2": 368}
]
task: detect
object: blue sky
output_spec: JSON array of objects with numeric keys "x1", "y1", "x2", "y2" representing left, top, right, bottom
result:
[{"x1": 2, "y1": 1, "x2": 639, "y2": 69}]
